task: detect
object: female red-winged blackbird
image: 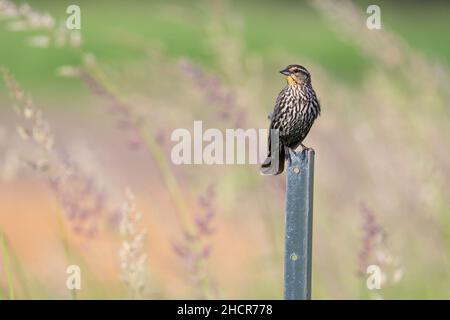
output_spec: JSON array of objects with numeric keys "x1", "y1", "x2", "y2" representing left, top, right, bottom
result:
[{"x1": 261, "y1": 64, "x2": 321, "y2": 175}]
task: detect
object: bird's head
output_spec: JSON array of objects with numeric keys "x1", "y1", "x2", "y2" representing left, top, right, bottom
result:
[{"x1": 280, "y1": 64, "x2": 311, "y2": 86}]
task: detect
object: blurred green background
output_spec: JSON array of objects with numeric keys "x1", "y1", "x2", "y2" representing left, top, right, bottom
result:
[{"x1": 1, "y1": 0, "x2": 449, "y2": 91}]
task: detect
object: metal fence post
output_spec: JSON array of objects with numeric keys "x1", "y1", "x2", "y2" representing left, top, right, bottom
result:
[{"x1": 284, "y1": 148, "x2": 315, "y2": 300}]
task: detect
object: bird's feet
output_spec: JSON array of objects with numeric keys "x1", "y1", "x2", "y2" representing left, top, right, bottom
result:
[
  {"x1": 300, "y1": 143, "x2": 309, "y2": 151},
  {"x1": 300, "y1": 144, "x2": 315, "y2": 159},
  {"x1": 284, "y1": 146, "x2": 293, "y2": 166},
  {"x1": 301, "y1": 143, "x2": 314, "y2": 153},
  {"x1": 286, "y1": 145, "x2": 314, "y2": 165}
]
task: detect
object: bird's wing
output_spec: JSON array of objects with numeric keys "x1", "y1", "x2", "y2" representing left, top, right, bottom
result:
[
  {"x1": 270, "y1": 86, "x2": 289, "y2": 130},
  {"x1": 311, "y1": 89, "x2": 321, "y2": 116}
]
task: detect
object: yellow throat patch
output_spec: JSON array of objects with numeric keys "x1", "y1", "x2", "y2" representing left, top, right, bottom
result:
[{"x1": 286, "y1": 76, "x2": 297, "y2": 85}]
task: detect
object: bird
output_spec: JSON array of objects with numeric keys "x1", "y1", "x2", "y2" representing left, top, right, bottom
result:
[{"x1": 261, "y1": 64, "x2": 321, "y2": 175}]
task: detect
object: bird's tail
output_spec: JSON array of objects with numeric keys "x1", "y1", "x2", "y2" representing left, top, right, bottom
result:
[{"x1": 260, "y1": 131, "x2": 285, "y2": 175}]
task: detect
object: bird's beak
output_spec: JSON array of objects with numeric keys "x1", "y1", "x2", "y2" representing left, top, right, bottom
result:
[{"x1": 279, "y1": 68, "x2": 291, "y2": 76}]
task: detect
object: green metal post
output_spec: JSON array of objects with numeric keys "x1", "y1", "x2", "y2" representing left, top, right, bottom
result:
[{"x1": 284, "y1": 148, "x2": 315, "y2": 300}]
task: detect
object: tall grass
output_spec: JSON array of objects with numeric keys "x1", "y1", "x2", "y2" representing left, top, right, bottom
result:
[
  {"x1": 1, "y1": 1, "x2": 217, "y2": 296},
  {"x1": 0, "y1": 230, "x2": 15, "y2": 299},
  {"x1": 119, "y1": 188, "x2": 148, "y2": 299}
]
